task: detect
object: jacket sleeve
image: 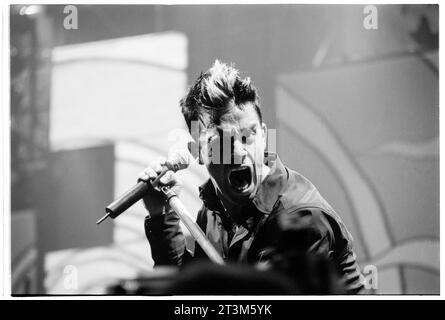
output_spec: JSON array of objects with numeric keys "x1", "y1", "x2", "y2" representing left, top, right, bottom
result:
[
  {"x1": 267, "y1": 208, "x2": 364, "y2": 294},
  {"x1": 144, "y1": 204, "x2": 209, "y2": 267}
]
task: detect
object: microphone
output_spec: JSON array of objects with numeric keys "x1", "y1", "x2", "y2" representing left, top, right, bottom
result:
[{"x1": 97, "y1": 149, "x2": 192, "y2": 224}]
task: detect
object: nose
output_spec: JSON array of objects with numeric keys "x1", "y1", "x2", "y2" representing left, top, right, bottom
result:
[{"x1": 231, "y1": 136, "x2": 247, "y2": 165}]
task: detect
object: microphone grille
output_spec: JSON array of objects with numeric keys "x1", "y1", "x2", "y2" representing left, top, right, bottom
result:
[{"x1": 166, "y1": 149, "x2": 193, "y2": 171}]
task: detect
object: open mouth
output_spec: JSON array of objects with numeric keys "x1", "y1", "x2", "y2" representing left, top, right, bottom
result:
[{"x1": 228, "y1": 166, "x2": 252, "y2": 192}]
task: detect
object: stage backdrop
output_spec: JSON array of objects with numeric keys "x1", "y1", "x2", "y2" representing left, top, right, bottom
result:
[{"x1": 276, "y1": 52, "x2": 439, "y2": 294}]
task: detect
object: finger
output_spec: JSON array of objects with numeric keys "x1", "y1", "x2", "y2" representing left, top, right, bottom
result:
[
  {"x1": 159, "y1": 170, "x2": 177, "y2": 186},
  {"x1": 149, "y1": 158, "x2": 166, "y2": 174},
  {"x1": 144, "y1": 167, "x2": 157, "y2": 179},
  {"x1": 137, "y1": 171, "x2": 150, "y2": 182},
  {"x1": 138, "y1": 167, "x2": 155, "y2": 181}
]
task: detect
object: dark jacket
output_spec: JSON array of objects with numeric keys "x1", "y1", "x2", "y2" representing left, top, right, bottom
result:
[{"x1": 145, "y1": 154, "x2": 364, "y2": 294}]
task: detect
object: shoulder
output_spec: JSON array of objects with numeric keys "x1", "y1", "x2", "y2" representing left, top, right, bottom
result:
[
  {"x1": 272, "y1": 167, "x2": 334, "y2": 233},
  {"x1": 278, "y1": 167, "x2": 330, "y2": 211},
  {"x1": 270, "y1": 168, "x2": 355, "y2": 253},
  {"x1": 271, "y1": 206, "x2": 335, "y2": 248}
]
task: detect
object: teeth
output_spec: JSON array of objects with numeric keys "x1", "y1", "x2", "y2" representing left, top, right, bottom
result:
[{"x1": 231, "y1": 166, "x2": 249, "y2": 172}]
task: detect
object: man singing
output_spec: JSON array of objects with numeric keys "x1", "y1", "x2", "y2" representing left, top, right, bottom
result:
[{"x1": 139, "y1": 60, "x2": 364, "y2": 294}]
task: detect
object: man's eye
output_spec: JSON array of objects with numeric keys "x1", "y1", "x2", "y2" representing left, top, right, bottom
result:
[{"x1": 207, "y1": 136, "x2": 216, "y2": 144}]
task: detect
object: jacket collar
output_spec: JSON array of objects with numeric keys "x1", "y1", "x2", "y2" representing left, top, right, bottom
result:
[{"x1": 198, "y1": 153, "x2": 287, "y2": 216}]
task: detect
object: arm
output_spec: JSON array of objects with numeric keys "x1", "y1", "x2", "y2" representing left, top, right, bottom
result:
[
  {"x1": 144, "y1": 204, "x2": 210, "y2": 267},
  {"x1": 144, "y1": 205, "x2": 189, "y2": 266}
]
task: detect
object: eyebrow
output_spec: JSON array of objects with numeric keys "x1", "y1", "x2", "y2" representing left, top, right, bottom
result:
[
  {"x1": 247, "y1": 121, "x2": 258, "y2": 129},
  {"x1": 235, "y1": 118, "x2": 260, "y2": 128},
  {"x1": 240, "y1": 121, "x2": 259, "y2": 132}
]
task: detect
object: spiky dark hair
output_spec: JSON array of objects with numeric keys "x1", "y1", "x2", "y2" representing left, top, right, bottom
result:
[{"x1": 180, "y1": 60, "x2": 262, "y2": 131}]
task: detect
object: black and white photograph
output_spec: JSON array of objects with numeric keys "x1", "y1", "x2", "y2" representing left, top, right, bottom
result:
[{"x1": 3, "y1": 2, "x2": 440, "y2": 297}]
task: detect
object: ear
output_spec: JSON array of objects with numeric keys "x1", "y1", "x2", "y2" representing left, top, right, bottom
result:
[{"x1": 261, "y1": 122, "x2": 267, "y2": 145}]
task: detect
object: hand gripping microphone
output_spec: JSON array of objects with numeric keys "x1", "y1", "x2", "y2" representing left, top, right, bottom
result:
[{"x1": 97, "y1": 149, "x2": 192, "y2": 224}]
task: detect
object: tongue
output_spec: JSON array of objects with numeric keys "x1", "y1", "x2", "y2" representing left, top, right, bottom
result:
[
  {"x1": 230, "y1": 168, "x2": 251, "y2": 189},
  {"x1": 232, "y1": 175, "x2": 247, "y2": 188}
]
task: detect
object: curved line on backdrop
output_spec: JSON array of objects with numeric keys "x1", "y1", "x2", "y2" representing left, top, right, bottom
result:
[
  {"x1": 45, "y1": 236, "x2": 149, "y2": 285},
  {"x1": 365, "y1": 235, "x2": 439, "y2": 264},
  {"x1": 46, "y1": 248, "x2": 153, "y2": 290},
  {"x1": 287, "y1": 49, "x2": 438, "y2": 77},
  {"x1": 46, "y1": 248, "x2": 151, "y2": 279},
  {"x1": 277, "y1": 83, "x2": 395, "y2": 259},
  {"x1": 378, "y1": 263, "x2": 440, "y2": 277},
  {"x1": 46, "y1": 235, "x2": 156, "y2": 284},
  {"x1": 46, "y1": 258, "x2": 152, "y2": 293},
  {"x1": 366, "y1": 135, "x2": 439, "y2": 160},
  {"x1": 53, "y1": 57, "x2": 185, "y2": 73},
  {"x1": 367, "y1": 238, "x2": 439, "y2": 273}
]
